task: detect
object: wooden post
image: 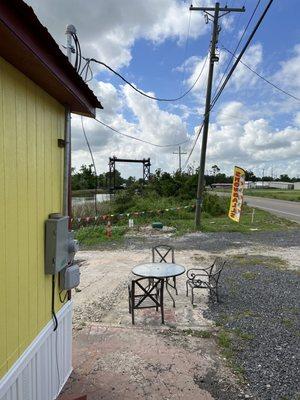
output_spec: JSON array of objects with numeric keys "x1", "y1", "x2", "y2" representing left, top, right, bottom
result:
[{"x1": 251, "y1": 208, "x2": 255, "y2": 224}]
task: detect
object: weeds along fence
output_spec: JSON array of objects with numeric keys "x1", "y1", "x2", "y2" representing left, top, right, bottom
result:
[
  {"x1": 71, "y1": 193, "x2": 232, "y2": 230},
  {"x1": 71, "y1": 202, "x2": 196, "y2": 229}
]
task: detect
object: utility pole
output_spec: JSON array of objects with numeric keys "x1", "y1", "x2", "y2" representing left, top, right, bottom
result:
[
  {"x1": 173, "y1": 146, "x2": 187, "y2": 173},
  {"x1": 271, "y1": 165, "x2": 274, "y2": 180},
  {"x1": 190, "y1": 3, "x2": 245, "y2": 228}
]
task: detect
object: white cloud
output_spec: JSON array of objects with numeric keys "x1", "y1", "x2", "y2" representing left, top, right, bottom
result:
[
  {"x1": 294, "y1": 112, "x2": 300, "y2": 126},
  {"x1": 230, "y1": 43, "x2": 263, "y2": 89},
  {"x1": 187, "y1": 109, "x2": 300, "y2": 176},
  {"x1": 216, "y1": 101, "x2": 249, "y2": 125},
  {"x1": 273, "y1": 44, "x2": 300, "y2": 97},
  {"x1": 70, "y1": 80, "x2": 192, "y2": 176},
  {"x1": 122, "y1": 84, "x2": 189, "y2": 150},
  {"x1": 25, "y1": 0, "x2": 208, "y2": 69},
  {"x1": 24, "y1": 1, "x2": 300, "y2": 178}
]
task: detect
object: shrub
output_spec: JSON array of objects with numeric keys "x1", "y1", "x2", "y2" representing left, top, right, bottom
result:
[
  {"x1": 114, "y1": 190, "x2": 136, "y2": 213},
  {"x1": 202, "y1": 193, "x2": 229, "y2": 216}
]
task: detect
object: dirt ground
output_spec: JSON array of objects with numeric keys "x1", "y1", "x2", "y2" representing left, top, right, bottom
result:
[{"x1": 59, "y1": 231, "x2": 300, "y2": 400}]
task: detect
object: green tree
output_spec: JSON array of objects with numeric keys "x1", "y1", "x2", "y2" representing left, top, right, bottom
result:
[
  {"x1": 211, "y1": 164, "x2": 220, "y2": 182},
  {"x1": 72, "y1": 164, "x2": 97, "y2": 190},
  {"x1": 279, "y1": 174, "x2": 291, "y2": 182},
  {"x1": 245, "y1": 170, "x2": 256, "y2": 182}
]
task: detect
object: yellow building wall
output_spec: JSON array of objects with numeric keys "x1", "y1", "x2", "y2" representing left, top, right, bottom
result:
[{"x1": 0, "y1": 56, "x2": 66, "y2": 378}]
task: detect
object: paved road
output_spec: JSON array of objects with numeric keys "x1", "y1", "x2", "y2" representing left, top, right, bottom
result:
[
  {"x1": 244, "y1": 196, "x2": 300, "y2": 224},
  {"x1": 215, "y1": 192, "x2": 300, "y2": 223}
]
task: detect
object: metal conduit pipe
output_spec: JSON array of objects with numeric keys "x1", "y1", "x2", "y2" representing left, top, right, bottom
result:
[{"x1": 63, "y1": 106, "x2": 71, "y2": 218}]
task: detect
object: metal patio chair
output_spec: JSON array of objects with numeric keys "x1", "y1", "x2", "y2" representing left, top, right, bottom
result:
[
  {"x1": 186, "y1": 257, "x2": 226, "y2": 304},
  {"x1": 152, "y1": 244, "x2": 178, "y2": 298},
  {"x1": 128, "y1": 277, "x2": 164, "y2": 324}
]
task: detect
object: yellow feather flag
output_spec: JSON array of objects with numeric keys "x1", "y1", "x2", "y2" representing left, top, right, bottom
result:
[{"x1": 228, "y1": 166, "x2": 246, "y2": 222}]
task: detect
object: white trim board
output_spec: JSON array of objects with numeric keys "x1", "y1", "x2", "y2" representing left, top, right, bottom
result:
[{"x1": 0, "y1": 301, "x2": 73, "y2": 400}]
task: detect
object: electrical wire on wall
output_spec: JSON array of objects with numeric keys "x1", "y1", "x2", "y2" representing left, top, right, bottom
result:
[
  {"x1": 52, "y1": 273, "x2": 61, "y2": 393},
  {"x1": 51, "y1": 275, "x2": 58, "y2": 331},
  {"x1": 71, "y1": 32, "x2": 82, "y2": 73}
]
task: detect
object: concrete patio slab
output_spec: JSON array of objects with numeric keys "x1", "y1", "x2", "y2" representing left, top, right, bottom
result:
[{"x1": 58, "y1": 249, "x2": 241, "y2": 400}]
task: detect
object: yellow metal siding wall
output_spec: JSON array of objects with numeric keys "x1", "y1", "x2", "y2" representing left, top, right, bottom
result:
[{"x1": 0, "y1": 57, "x2": 65, "y2": 378}]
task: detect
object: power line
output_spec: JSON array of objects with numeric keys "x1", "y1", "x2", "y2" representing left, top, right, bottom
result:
[
  {"x1": 221, "y1": 44, "x2": 300, "y2": 102},
  {"x1": 94, "y1": 117, "x2": 189, "y2": 148},
  {"x1": 211, "y1": 0, "x2": 274, "y2": 108},
  {"x1": 213, "y1": 0, "x2": 261, "y2": 98},
  {"x1": 182, "y1": 122, "x2": 204, "y2": 170},
  {"x1": 81, "y1": 117, "x2": 98, "y2": 175},
  {"x1": 81, "y1": 117, "x2": 98, "y2": 214},
  {"x1": 72, "y1": 32, "x2": 82, "y2": 73},
  {"x1": 190, "y1": 2, "x2": 246, "y2": 227},
  {"x1": 81, "y1": 58, "x2": 94, "y2": 82},
  {"x1": 88, "y1": 53, "x2": 209, "y2": 102},
  {"x1": 183, "y1": 0, "x2": 274, "y2": 173},
  {"x1": 74, "y1": 38, "x2": 191, "y2": 150},
  {"x1": 179, "y1": 9, "x2": 192, "y2": 96}
]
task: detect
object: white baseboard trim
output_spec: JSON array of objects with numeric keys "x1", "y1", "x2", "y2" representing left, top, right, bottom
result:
[{"x1": 0, "y1": 301, "x2": 73, "y2": 400}]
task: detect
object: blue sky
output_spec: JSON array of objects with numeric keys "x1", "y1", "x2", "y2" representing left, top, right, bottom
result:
[{"x1": 26, "y1": 0, "x2": 300, "y2": 179}]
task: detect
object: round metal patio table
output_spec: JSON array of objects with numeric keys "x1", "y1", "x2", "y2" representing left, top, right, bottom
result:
[{"x1": 132, "y1": 262, "x2": 185, "y2": 307}]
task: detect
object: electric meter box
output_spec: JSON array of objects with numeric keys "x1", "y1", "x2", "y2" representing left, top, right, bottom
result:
[
  {"x1": 45, "y1": 214, "x2": 69, "y2": 274},
  {"x1": 60, "y1": 264, "x2": 80, "y2": 290},
  {"x1": 68, "y1": 231, "x2": 79, "y2": 264}
]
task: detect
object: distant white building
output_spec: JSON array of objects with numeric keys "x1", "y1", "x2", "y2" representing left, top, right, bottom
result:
[
  {"x1": 245, "y1": 181, "x2": 256, "y2": 189},
  {"x1": 294, "y1": 182, "x2": 300, "y2": 190},
  {"x1": 211, "y1": 181, "x2": 297, "y2": 190},
  {"x1": 255, "y1": 181, "x2": 294, "y2": 190}
]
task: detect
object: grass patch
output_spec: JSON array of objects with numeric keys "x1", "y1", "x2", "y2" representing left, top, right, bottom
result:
[
  {"x1": 231, "y1": 254, "x2": 288, "y2": 270},
  {"x1": 216, "y1": 310, "x2": 257, "y2": 327},
  {"x1": 282, "y1": 318, "x2": 294, "y2": 329},
  {"x1": 245, "y1": 189, "x2": 300, "y2": 202},
  {"x1": 214, "y1": 188, "x2": 300, "y2": 202},
  {"x1": 182, "y1": 329, "x2": 212, "y2": 338},
  {"x1": 242, "y1": 271, "x2": 257, "y2": 280},
  {"x1": 218, "y1": 329, "x2": 232, "y2": 349},
  {"x1": 216, "y1": 328, "x2": 249, "y2": 380},
  {"x1": 72, "y1": 192, "x2": 297, "y2": 247},
  {"x1": 74, "y1": 225, "x2": 127, "y2": 246},
  {"x1": 235, "y1": 329, "x2": 255, "y2": 341},
  {"x1": 238, "y1": 310, "x2": 256, "y2": 318},
  {"x1": 202, "y1": 207, "x2": 297, "y2": 233}
]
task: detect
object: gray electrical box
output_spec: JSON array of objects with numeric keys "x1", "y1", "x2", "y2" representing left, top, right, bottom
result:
[
  {"x1": 60, "y1": 264, "x2": 80, "y2": 290},
  {"x1": 45, "y1": 214, "x2": 69, "y2": 274}
]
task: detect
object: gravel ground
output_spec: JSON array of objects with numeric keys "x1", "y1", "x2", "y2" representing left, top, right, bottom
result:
[
  {"x1": 84, "y1": 229, "x2": 300, "y2": 252},
  {"x1": 204, "y1": 258, "x2": 300, "y2": 400},
  {"x1": 125, "y1": 229, "x2": 300, "y2": 252}
]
